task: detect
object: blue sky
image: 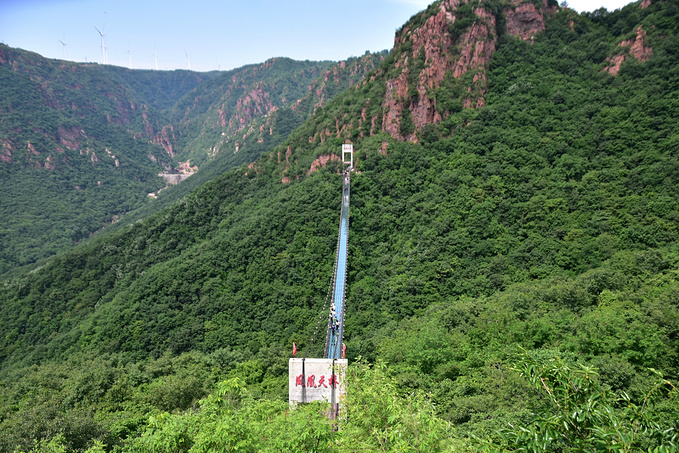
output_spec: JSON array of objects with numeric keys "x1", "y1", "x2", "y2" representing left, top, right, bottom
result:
[{"x1": 0, "y1": 0, "x2": 635, "y2": 72}]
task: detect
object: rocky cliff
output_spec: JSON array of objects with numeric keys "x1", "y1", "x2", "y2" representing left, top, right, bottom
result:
[
  {"x1": 382, "y1": 0, "x2": 557, "y2": 142},
  {"x1": 166, "y1": 54, "x2": 385, "y2": 168},
  {"x1": 604, "y1": 24, "x2": 654, "y2": 75},
  {"x1": 267, "y1": 0, "x2": 665, "y2": 182},
  {"x1": 275, "y1": 0, "x2": 561, "y2": 153}
]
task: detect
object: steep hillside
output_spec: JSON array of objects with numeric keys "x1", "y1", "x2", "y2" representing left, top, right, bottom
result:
[
  {"x1": 0, "y1": 46, "x2": 190, "y2": 275},
  {"x1": 91, "y1": 53, "x2": 388, "y2": 237},
  {"x1": 0, "y1": 47, "x2": 383, "y2": 277},
  {"x1": 1, "y1": 0, "x2": 679, "y2": 450},
  {"x1": 162, "y1": 54, "x2": 386, "y2": 169}
]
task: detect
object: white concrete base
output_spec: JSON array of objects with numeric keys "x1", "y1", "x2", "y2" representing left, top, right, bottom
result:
[{"x1": 289, "y1": 358, "x2": 347, "y2": 409}]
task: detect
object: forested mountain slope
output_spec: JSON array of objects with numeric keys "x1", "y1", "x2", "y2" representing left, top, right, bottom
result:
[
  {"x1": 0, "y1": 46, "x2": 384, "y2": 278},
  {"x1": 1, "y1": 0, "x2": 679, "y2": 451},
  {"x1": 0, "y1": 46, "x2": 185, "y2": 274},
  {"x1": 98, "y1": 66, "x2": 221, "y2": 112},
  {"x1": 0, "y1": 47, "x2": 218, "y2": 276},
  {"x1": 96, "y1": 52, "x2": 388, "y2": 237}
]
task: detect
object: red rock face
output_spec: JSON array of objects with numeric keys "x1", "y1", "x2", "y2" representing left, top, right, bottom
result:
[
  {"x1": 382, "y1": 67, "x2": 410, "y2": 140},
  {"x1": 27, "y1": 141, "x2": 39, "y2": 155},
  {"x1": 382, "y1": 0, "x2": 500, "y2": 141},
  {"x1": 233, "y1": 86, "x2": 275, "y2": 126},
  {"x1": 1, "y1": 141, "x2": 12, "y2": 163},
  {"x1": 154, "y1": 126, "x2": 176, "y2": 157},
  {"x1": 307, "y1": 154, "x2": 341, "y2": 175},
  {"x1": 626, "y1": 26, "x2": 653, "y2": 62},
  {"x1": 141, "y1": 109, "x2": 155, "y2": 139},
  {"x1": 57, "y1": 126, "x2": 85, "y2": 150},
  {"x1": 604, "y1": 26, "x2": 653, "y2": 75},
  {"x1": 604, "y1": 54, "x2": 626, "y2": 76},
  {"x1": 45, "y1": 155, "x2": 56, "y2": 170},
  {"x1": 381, "y1": 0, "x2": 553, "y2": 142},
  {"x1": 505, "y1": 1, "x2": 546, "y2": 41}
]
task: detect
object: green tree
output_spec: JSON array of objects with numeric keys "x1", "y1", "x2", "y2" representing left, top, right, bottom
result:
[{"x1": 482, "y1": 351, "x2": 679, "y2": 452}]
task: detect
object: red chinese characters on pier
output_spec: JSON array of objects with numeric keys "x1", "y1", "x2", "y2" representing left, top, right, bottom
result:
[{"x1": 295, "y1": 373, "x2": 339, "y2": 388}]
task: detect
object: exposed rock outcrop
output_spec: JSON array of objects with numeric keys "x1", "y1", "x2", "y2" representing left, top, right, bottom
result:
[
  {"x1": 625, "y1": 26, "x2": 654, "y2": 62},
  {"x1": 57, "y1": 126, "x2": 86, "y2": 150},
  {"x1": 1, "y1": 141, "x2": 12, "y2": 163},
  {"x1": 177, "y1": 160, "x2": 198, "y2": 174},
  {"x1": 381, "y1": 0, "x2": 553, "y2": 142},
  {"x1": 604, "y1": 26, "x2": 653, "y2": 75},
  {"x1": 45, "y1": 155, "x2": 56, "y2": 170},
  {"x1": 307, "y1": 154, "x2": 341, "y2": 175},
  {"x1": 142, "y1": 108, "x2": 155, "y2": 138},
  {"x1": 27, "y1": 141, "x2": 39, "y2": 155},
  {"x1": 231, "y1": 86, "x2": 275, "y2": 128},
  {"x1": 383, "y1": 3, "x2": 448, "y2": 140},
  {"x1": 154, "y1": 126, "x2": 176, "y2": 157},
  {"x1": 505, "y1": 0, "x2": 553, "y2": 41}
]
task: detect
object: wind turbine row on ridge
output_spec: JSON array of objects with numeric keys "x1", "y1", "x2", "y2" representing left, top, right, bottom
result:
[{"x1": 61, "y1": 32, "x2": 193, "y2": 70}]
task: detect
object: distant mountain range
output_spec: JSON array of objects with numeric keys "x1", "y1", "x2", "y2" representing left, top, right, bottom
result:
[{"x1": 0, "y1": 46, "x2": 385, "y2": 276}]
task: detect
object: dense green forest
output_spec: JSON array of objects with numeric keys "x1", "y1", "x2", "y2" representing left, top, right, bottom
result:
[
  {"x1": 0, "y1": 46, "x2": 382, "y2": 278},
  {"x1": 96, "y1": 52, "x2": 388, "y2": 241},
  {"x1": 2, "y1": 0, "x2": 679, "y2": 451}
]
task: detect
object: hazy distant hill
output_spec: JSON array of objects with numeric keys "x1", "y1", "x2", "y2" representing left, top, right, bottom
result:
[
  {"x1": 94, "y1": 52, "x2": 388, "y2": 238},
  {"x1": 165, "y1": 53, "x2": 386, "y2": 169},
  {"x1": 1, "y1": 0, "x2": 679, "y2": 451},
  {"x1": 0, "y1": 46, "x2": 384, "y2": 277},
  {"x1": 0, "y1": 46, "x2": 185, "y2": 275}
]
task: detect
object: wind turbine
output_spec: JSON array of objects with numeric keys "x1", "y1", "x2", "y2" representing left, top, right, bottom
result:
[
  {"x1": 59, "y1": 39, "x2": 67, "y2": 59},
  {"x1": 184, "y1": 50, "x2": 191, "y2": 71},
  {"x1": 95, "y1": 26, "x2": 108, "y2": 64},
  {"x1": 128, "y1": 48, "x2": 132, "y2": 69},
  {"x1": 154, "y1": 49, "x2": 158, "y2": 70}
]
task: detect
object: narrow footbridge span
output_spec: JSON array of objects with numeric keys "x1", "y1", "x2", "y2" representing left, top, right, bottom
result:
[{"x1": 325, "y1": 166, "x2": 351, "y2": 359}]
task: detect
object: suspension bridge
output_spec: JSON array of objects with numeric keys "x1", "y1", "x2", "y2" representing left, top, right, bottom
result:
[{"x1": 289, "y1": 143, "x2": 354, "y2": 413}]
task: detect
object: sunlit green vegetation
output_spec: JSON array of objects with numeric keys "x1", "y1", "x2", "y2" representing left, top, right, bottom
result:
[
  {"x1": 0, "y1": 45, "x2": 383, "y2": 278},
  {"x1": 1, "y1": 0, "x2": 679, "y2": 450}
]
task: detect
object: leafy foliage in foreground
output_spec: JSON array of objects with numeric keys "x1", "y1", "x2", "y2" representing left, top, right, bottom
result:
[
  {"x1": 483, "y1": 352, "x2": 679, "y2": 452},
  {"x1": 494, "y1": 358, "x2": 679, "y2": 452},
  {"x1": 5, "y1": 359, "x2": 675, "y2": 452},
  {"x1": 4, "y1": 361, "x2": 464, "y2": 452}
]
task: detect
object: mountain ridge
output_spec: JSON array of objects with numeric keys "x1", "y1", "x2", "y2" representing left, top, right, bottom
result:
[{"x1": 0, "y1": 46, "x2": 385, "y2": 276}]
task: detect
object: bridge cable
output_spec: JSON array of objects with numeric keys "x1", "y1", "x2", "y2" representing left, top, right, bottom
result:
[{"x1": 303, "y1": 174, "x2": 345, "y2": 359}]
